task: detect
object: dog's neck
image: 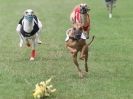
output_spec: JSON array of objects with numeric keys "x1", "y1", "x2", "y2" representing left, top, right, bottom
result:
[
  {"x1": 23, "y1": 18, "x2": 34, "y2": 33},
  {"x1": 80, "y1": 13, "x2": 88, "y2": 25}
]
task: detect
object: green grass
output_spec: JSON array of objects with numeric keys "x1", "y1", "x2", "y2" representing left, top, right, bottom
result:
[{"x1": 0, "y1": 0, "x2": 133, "y2": 99}]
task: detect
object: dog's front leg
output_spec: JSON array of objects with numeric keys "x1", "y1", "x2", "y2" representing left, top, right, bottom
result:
[
  {"x1": 72, "y1": 53, "x2": 83, "y2": 78},
  {"x1": 16, "y1": 24, "x2": 24, "y2": 47},
  {"x1": 25, "y1": 39, "x2": 31, "y2": 47},
  {"x1": 67, "y1": 46, "x2": 77, "y2": 55},
  {"x1": 36, "y1": 20, "x2": 42, "y2": 44}
]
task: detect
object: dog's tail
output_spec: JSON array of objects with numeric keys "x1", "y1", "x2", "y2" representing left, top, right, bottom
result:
[
  {"x1": 87, "y1": 35, "x2": 95, "y2": 46},
  {"x1": 82, "y1": 35, "x2": 95, "y2": 51}
]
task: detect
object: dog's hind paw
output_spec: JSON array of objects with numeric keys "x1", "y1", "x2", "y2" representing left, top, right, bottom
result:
[
  {"x1": 30, "y1": 57, "x2": 34, "y2": 61},
  {"x1": 37, "y1": 40, "x2": 42, "y2": 44},
  {"x1": 79, "y1": 72, "x2": 84, "y2": 79}
]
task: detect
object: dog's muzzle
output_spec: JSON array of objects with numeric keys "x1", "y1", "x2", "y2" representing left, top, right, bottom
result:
[
  {"x1": 24, "y1": 15, "x2": 34, "y2": 22},
  {"x1": 80, "y1": 7, "x2": 89, "y2": 14},
  {"x1": 72, "y1": 29, "x2": 82, "y2": 40}
]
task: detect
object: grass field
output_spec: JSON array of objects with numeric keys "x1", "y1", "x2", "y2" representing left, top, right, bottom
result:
[{"x1": 0, "y1": 0, "x2": 133, "y2": 99}]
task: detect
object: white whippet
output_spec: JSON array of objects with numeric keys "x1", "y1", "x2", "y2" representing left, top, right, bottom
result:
[{"x1": 16, "y1": 9, "x2": 42, "y2": 60}]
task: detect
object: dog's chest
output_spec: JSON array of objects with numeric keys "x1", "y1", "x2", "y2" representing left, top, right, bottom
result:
[{"x1": 67, "y1": 39, "x2": 86, "y2": 51}]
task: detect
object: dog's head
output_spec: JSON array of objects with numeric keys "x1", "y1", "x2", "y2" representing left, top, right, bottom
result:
[
  {"x1": 72, "y1": 23, "x2": 83, "y2": 40},
  {"x1": 24, "y1": 9, "x2": 34, "y2": 22},
  {"x1": 73, "y1": 23, "x2": 83, "y2": 31},
  {"x1": 80, "y1": 3, "x2": 90, "y2": 14}
]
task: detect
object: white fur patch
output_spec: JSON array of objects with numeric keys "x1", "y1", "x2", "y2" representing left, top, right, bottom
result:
[{"x1": 65, "y1": 33, "x2": 86, "y2": 41}]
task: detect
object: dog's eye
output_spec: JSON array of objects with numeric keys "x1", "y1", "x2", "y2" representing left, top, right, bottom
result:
[
  {"x1": 25, "y1": 11, "x2": 28, "y2": 14},
  {"x1": 31, "y1": 11, "x2": 34, "y2": 14},
  {"x1": 73, "y1": 27, "x2": 76, "y2": 30}
]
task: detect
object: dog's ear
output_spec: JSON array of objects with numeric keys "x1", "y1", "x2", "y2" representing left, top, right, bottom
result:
[
  {"x1": 84, "y1": 4, "x2": 90, "y2": 11},
  {"x1": 84, "y1": 3, "x2": 87, "y2": 7},
  {"x1": 80, "y1": 4, "x2": 82, "y2": 7}
]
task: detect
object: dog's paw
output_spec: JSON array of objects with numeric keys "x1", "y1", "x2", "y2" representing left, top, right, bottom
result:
[
  {"x1": 37, "y1": 40, "x2": 42, "y2": 44},
  {"x1": 30, "y1": 57, "x2": 34, "y2": 61},
  {"x1": 79, "y1": 71, "x2": 84, "y2": 79}
]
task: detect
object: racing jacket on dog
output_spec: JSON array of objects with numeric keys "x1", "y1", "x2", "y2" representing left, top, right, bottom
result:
[
  {"x1": 18, "y1": 15, "x2": 39, "y2": 37},
  {"x1": 73, "y1": 6, "x2": 90, "y2": 32}
]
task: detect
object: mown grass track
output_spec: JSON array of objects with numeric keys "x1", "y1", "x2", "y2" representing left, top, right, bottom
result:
[{"x1": 0, "y1": 0, "x2": 133, "y2": 99}]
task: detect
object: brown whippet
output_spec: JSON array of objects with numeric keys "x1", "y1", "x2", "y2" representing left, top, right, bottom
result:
[{"x1": 65, "y1": 26, "x2": 94, "y2": 78}]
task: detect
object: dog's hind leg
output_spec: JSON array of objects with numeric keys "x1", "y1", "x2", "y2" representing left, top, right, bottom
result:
[
  {"x1": 30, "y1": 37, "x2": 36, "y2": 61},
  {"x1": 106, "y1": 1, "x2": 113, "y2": 18},
  {"x1": 84, "y1": 47, "x2": 88, "y2": 72},
  {"x1": 19, "y1": 33, "x2": 24, "y2": 47},
  {"x1": 80, "y1": 44, "x2": 87, "y2": 60},
  {"x1": 25, "y1": 39, "x2": 31, "y2": 47},
  {"x1": 72, "y1": 53, "x2": 83, "y2": 78}
]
